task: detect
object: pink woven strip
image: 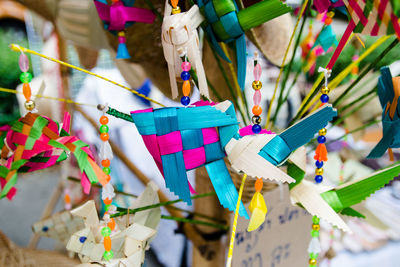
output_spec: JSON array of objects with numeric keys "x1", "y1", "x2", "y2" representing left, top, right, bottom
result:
[
  {"x1": 348, "y1": 0, "x2": 368, "y2": 26},
  {"x1": 0, "y1": 178, "x2": 16, "y2": 200},
  {"x1": 239, "y1": 125, "x2": 275, "y2": 136},
  {"x1": 141, "y1": 134, "x2": 164, "y2": 175},
  {"x1": 391, "y1": 13, "x2": 400, "y2": 39},
  {"x1": 81, "y1": 172, "x2": 91, "y2": 194},
  {"x1": 327, "y1": 20, "x2": 356, "y2": 69},
  {"x1": 202, "y1": 128, "x2": 219, "y2": 145},
  {"x1": 62, "y1": 112, "x2": 71, "y2": 133},
  {"x1": 131, "y1": 108, "x2": 153, "y2": 114},
  {"x1": 183, "y1": 147, "x2": 206, "y2": 170},
  {"x1": 157, "y1": 131, "x2": 183, "y2": 155}
]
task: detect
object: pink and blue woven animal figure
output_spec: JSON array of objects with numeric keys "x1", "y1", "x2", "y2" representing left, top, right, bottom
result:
[{"x1": 131, "y1": 101, "x2": 337, "y2": 218}]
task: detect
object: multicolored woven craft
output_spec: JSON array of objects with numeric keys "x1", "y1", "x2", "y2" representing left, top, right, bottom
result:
[
  {"x1": 93, "y1": 0, "x2": 156, "y2": 59},
  {"x1": 368, "y1": 66, "x2": 400, "y2": 158},
  {"x1": 130, "y1": 100, "x2": 337, "y2": 218},
  {"x1": 196, "y1": 0, "x2": 292, "y2": 90},
  {"x1": 0, "y1": 112, "x2": 108, "y2": 200}
]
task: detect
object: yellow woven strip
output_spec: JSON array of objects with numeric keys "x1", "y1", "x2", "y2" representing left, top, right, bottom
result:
[
  {"x1": 0, "y1": 87, "x2": 97, "y2": 108},
  {"x1": 226, "y1": 173, "x2": 247, "y2": 267},
  {"x1": 9, "y1": 44, "x2": 166, "y2": 107},
  {"x1": 265, "y1": 0, "x2": 310, "y2": 129},
  {"x1": 299, "y1": 35, "x2": 390, "y2": 116}
]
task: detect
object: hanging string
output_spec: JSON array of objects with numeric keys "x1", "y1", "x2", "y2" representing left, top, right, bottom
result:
[
  {"x1": 9, "y1": 44, "x2": 166, "y2": 107},
  {"x1": 265, "y1": 0, "x2": 310, "y2": 129},
  {"x1": 226, "y1": 173, "x2": 247, "y2": 267}
]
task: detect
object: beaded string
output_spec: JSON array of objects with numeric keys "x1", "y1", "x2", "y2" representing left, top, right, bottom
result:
[
  {"x1": 251, "y1": 52, "x2": 262, "y2": 133},
  {"x1": 98, "y1": 106, "x2": 117, "y2": 261},
  {"x1": 308, "y1": 216, "x2": 321, "y2": 267},
  {"x1": 180, "y1": 59, "x2": 192, "y2": 106},
  {"x1": 18, "y1": 51, "x2": 36, "y2": 112}
]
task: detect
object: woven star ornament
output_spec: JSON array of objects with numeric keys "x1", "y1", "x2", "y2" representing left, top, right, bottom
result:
[
  {"x1": 367, "y1": 66, "x2": 400, "y2": 158},
  {"x1": 0, "y1": 112, "x2": 108, "y2": 200},
  {"x1": 196, "y1": 0, "x2": 292, "y2": 90},
  {"x1": 130, "y1": 101, "x2": 337, "y2": 219},
  {"x1": 93, "y1": 0, "x2": 156, "y2": 59}
]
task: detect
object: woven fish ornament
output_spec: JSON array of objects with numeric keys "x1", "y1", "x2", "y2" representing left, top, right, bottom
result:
[
  {"x1": 161, "y1": 1, "x2": 208, "y2": 99},
  {"x1": 93, "y1": 0, "x2": 156, "y2": 59},
  {"x1": 327, "y1": 0, "x2": 400, "y2": 69},
  {"x1": 130, "y1": 101, "x2": 337, "y2": 218},
  {"x1": 0, "y1": 112, "x2": 108, "y2": 200},
  {"x1": 196, "y1": 0, "x2": 292, "y2": 90},
  {"x1": 368, "y1": 66, "x2": 400, "y2": 158}
]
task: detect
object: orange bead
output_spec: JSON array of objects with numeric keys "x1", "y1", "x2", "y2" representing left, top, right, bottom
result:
[
  {"x1": 252, "y1": 105, "x2": 262, "y2": 116},
  {"x1": 100, "y1": 133, "x2": 109, "y2": 141},
  {"x1": 102, "y1": 159, "x2": 110, "y2": 167},
  {"x1": 108, "y1": 218, "x2": 116, "y2": 230},
  {"x1": 255, "y1": 178, "x2": 263, "y2": 192},
  {"x1": 325, "y1": 17, "x2": 332, "y2": 25},
  {"x1": 104, "y1": 198, "x2": 112, "y2": 205},
  {"x1": 104, "y1": 236, "x2": 112, "y2": 251},
  {"x1": 171, "y1": 0, "x2": 179, "y2": 8},
  {"x1": 22, "y1": 83, "x2": 31, "y2": 101},
  {"x1": 106, "y1": 175, "x2": 111, "y2": 182},
  {"x1": 100, "y1": 116, "x2": 109, "y2": 125},
  {"x1": 182, "y1": 80, "x2": 191, "y2": 96},
  {"x1": 64, "y1": 194, "x2": 71, "y2": 204}
]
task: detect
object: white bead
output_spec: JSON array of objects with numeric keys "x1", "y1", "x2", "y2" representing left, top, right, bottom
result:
[{"x1": 307, "y1": 237, "x2": 321, "y2": 254}]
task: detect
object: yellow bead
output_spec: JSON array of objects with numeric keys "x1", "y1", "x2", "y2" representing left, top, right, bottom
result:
[
  {"x1": 252, "y1": 80, "x2": 262, "y2": 90},
  {"x1": 309, "y1": 258, "x2": 317, "y2": 265},
  {"x1": 172, "y1": 6, "x2": 181, "y2": 14},
  {"x1": 315, "y1": 168, "x2": 323, "y2": 175},
  {"x1": 24, "y1": 100, "x2": 35, "y2": 111},
  {"x1": 321, "y1": 86, "x2": 330, "y2": 94},
  {"x1": 319, "y1": 128, "x2": 327, "y2": 136},
  {"x1": 118, "y1": 31, "x2": 125, "y2": 37},
  {"x1": 327, "y1": 11, "x2": 335, "y2": 18},
  {"x1": 312, "y1": 224, "x2": 320, "y2": 231}
]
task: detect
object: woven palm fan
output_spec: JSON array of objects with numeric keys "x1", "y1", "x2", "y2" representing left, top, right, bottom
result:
[{"x1": 0, "y1": 231, "x2": 79, "y2": 267}]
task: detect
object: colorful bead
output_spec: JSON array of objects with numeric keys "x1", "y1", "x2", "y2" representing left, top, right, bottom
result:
[
  {"x1": 315, "y1": 175, "x2": 323, "y2": 183},
  {"x1": 19, "y1": 53, "x2": 29, "y2": 72},
  {"x1": 309, "y1": 253, "x2": 318, "y2": 259},
  {"x1": 108, "y1": 218, "x2": 116, "y2": 230},
  {"x1": 311, "y1": 230, "x2": 319, "y2": 237},
  {"x1": 22, "y1": 83, "x2": 31, "y2": 101},
  {"x1": 318, "y1": 128, "x2": 327, "y2": 136},
  {"x1": 182, "y1": 80, "x2": 191, "y2": 96},
  {"x1": 252, "y1": 115, "x2": 261, "y2": 125},
  {"x1": 252, "y1": 80, "x2": 262, "y2": 90},
  {"x1": 181, "y1": 61, "x2": 191, "y2": 71},
  {"x1": 181, "y1": 96, "x2": 190, "y2": 106},
  {"x1": 317, "y1": 135, "x2": 326, "y2": 143},
  {"x1": 309, "y1": 258, "x2": 317, "y2": 265},
  {"x1": 312, "y1": 224, "x2": 320, "y2": 231},
  {"x1": 104, "y1": 198, "x2": 112, "y2": 205},
  {"x1": 255, "y1": 178, "x2": 263, "y2": 192},
  {"x1": 100, "y1": 116, "x2": 109, "y2": 125},
  {"x1": 253, "y1": 63, "x2": 262, "y2": 81},
  {"x1": 315, "y1": 161, "x2": 323, "y2": 168},
  {"x1": 252, "y1": 105, "x2": 262, "y2": 116},
  {"x1": 312, "y1": 216, "x2": 320, "y2": 224},
  {"x1": 181, "y1": 71, "x2": 190, "y2": 81},
  {"x1": 321, "y1": 86, "x2": 330, "y2": 94},
  {"x1": 101, "y1": 227, "x2": 112, "y2": 237},
  {"x1": 172, "y1": 6, "x2": 181, "y2": 14},
  {"x1": 79, "y1": 236, "x2": 87, "y2": 243},
  {"x1": 253, "y1": 90, "x2": 261, "y2": 106},
  {"x1": 42, "y1": 226, "x2": 49, "y2": 232},
  {"x1": 103, "y1": 167, "x2": 111, "y2": 175},
  {"x1": 100, "y1": 133, "x2": 109, "y2": 141},
  {"x1": 315, "y1": 168, "x2": 323, "y2": 175},
  {"x1": 20, "y1": 72, "x2": 32, "y2": 83},
  {"x1": 103, "y1": 250, "x2": 114, "y2": 261},
  {"x1": 106, "y1": 175, "x2": 111, "y2": 182},
  {"x1": 100, "y1": 125, "x2": 109, "y2": 133},
  {"x1": 252, "y1": 124, "x2": 262, "y2": 134},
  {"x1": 320, "y1": 94, "x2": 329, "y2": 103},
  {"x1": 24, "y1": 100, "x2": 35, "y2": 111},
  {"x1": 104, "y1": 236, "x2": 112, "y2": 251},
  {"x1": 102, "y1": 159, "x2": 111, "y2": 167}
]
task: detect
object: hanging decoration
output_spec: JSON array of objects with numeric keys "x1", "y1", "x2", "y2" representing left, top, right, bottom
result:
[
  {"x1": 367, "y1": 66, "x2": 400, "y2": 159},
  {"x1": 313, "y1": 0, "x2": 344, "y2": 14},
  {"x1": 312, "y1": 11, "x2": 338, "y2": 52},
  {"x1": 161, "y1": 0, "x2": 208, "y2": 101},
  {"x1": 130, "y1": 100, "x2": 336, "y2": 218},
  {"x1": 196, "y1": 0, "x2": 292, "y2": 90},
  {"x1": 93, "y1": 0, "x2": 156, "y2": 59}
]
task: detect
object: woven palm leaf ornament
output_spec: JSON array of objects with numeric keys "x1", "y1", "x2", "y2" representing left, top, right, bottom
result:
[
  {"x1": 130, "y1": 101, "x2": 337, "y2": 219},
  {"x1": 0, "y1": 53, "x2": 108, "y2": 200},
  {"x1": 196, "y1": 0, "x2": 292, "y2": 90},
  {"x1": 161, "y1": 0, "x2": 209, "y2": 102},
  {"x1": 367, "y1": 67, "x2": 400, "y2": 159},
  {"x1": 93, "y1": 0, "x2": 156, "y2": 59}
]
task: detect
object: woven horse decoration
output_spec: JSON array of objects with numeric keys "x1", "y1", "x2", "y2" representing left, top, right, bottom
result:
[
  {"x1": 368, "y1": 66, "x2": 400, "y2": 158},
  {"x1": 0, "y1": 112, "x2": 108, "y2": 200},
  {"x1": 162, "y1": 2, "x2": 208, "y2": 99},
  {"x1": 67, "y1": 183, "x2": 161, "y2": 266},
  {"x1": 287, "y1": 152, "x2": 400, "y2": 232},
  {"x1": 130, "y1": 101, "x2": 337, "y2": 218},
  {"x1": 196, "y1": 0, "x2": 292, "y2": 90},
  {"x1": 93, "y1": 0, "x2": 156, "y2": 59}
]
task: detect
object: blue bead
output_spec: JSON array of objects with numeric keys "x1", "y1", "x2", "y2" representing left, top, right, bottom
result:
[
  {"x1": 79, "y1": 236, "x2": 87, "y2": 243},
  {"x1": 252, "y1": 124, "x2": 262, "y2": 134},
  {"x1": 42, "y1": 226, "x2": 49, "y2": 232},
  {"x1": 320, "y1": 94, "x2": 329, "y2": 103},
  {"x1": 315, "y1": 161, "x2": 323, "y2": 168},
  {"x1": 181, "y1": 96, "x2": 190, "y2": 106},
  {"x1": 315, "y1": 175, "x2": 323, "y2": 183},
  {"x1": 180, "y1": 71, "x2": 190, "y2": 81},
  {"x1": 317, "y1": 135, "x2": 326, "y2": 143}
]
